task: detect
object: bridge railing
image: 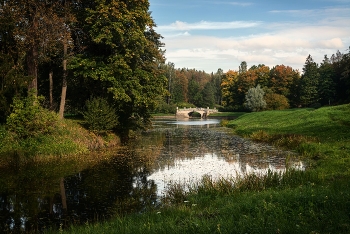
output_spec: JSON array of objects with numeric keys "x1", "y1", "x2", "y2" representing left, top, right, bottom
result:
[{"x1": 176, "y1": 107, "x2": 218, "y2": 112}]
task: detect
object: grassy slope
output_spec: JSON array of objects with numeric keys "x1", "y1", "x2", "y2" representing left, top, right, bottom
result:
[
  {"x1": 48, "y1": 105, "x2": 350, "y2": 234},
  {"x1": 209, "y1": 112, "x2": 247, "y2": 118},
  {"x1": 228, "y1": 105, "x2": 350, "y2": 178},
  {"x1": 0, "y1": 119, "x2": 120, "y2": 167}
]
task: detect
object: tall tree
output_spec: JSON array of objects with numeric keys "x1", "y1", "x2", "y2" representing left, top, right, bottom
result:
[
  {"x1": 234, "y1": 69, "x2": 258, "y2": 109},
  {"x1": 331, "y1": 50, "x2": 347, "y2": 102},
  {"x1": 58, "y1": 0, "x2": 76, "y2": 119},
  {"x1": 269, "y1": 65, "x2": 299, "y2": 97},
  {"x1": 253, "y1": 64, "x2": 270, "y2": 88},
  {"x1": 188, "y1": 78, "x2": 201, "y2": 106},
  {"x1": 3, "y1": 1, "x2": 68, "y2": 94},
  {"x1": 213, "y1": 68, "x2": 223, "y2": 105},
  {"x1": 164, "y1": 62, "x2": 175, "y2": 104},
  {"x1": 171, "y1": 70, "x2": 188, "y2": 104},
  {"x1": 239, "y1": 61, "x2": 247, "y2": 74},
  {"x1": 318, "y1": 55, "x2": 336, "y2": 105},
  {"x1": 221, "y1": 70, "x2": 238, "y2": 108},
  {"x1": 299, "y1": 55, "x2": 320, "y2": 106},
  {"x1": 200, "y1": 81, "x2": 215, "y2": 108},
  {"x1": 69, "y1": 0, "x2": 166, "y2": 132},
  {"x1": 338, "y1": 47, "x2": 350, "y2": 103}
]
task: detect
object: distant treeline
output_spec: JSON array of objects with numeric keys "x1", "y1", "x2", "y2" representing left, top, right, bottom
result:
[{"x1": 160, "y1": 48, "x2": 350, "y2": 112}]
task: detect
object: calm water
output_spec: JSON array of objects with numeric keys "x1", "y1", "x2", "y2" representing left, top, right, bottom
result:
[{"x1": 0, "y1": 118, "x2": 303, "y2": 233}]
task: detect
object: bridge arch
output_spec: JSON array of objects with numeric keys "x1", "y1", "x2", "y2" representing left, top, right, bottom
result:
[{"x1": 176, "y1": 107, "x2": 218, "y2": 119}]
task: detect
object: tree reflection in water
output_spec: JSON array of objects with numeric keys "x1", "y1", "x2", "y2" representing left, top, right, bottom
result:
[{"x1": 0, "y1": 147, "x2": 159, "y2": 233}]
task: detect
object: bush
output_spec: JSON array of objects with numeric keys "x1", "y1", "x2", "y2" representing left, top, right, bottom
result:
[
  {"x1": 265, "y1": 93, "x2": 290, "y2": 110},
  {"x1": 6, "y1": 95, "x2": 59, "y2": 139},
  {"x1": 244, "y1": 85, "x2": 266, "y2": 112},
  {"x1": 82, "y1": 97, "x2": 119, "y2": 133},
  {"x1": 309, "y1": 102, "x2": 322, "y2": 109},
  {"x1": 154, "y1": 100, "x2": 176, "y2": 114}
]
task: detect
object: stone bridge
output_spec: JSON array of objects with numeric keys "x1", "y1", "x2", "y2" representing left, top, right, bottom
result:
[{"x1": 176, "y1": 107, "x2": 218, "y2": 119}]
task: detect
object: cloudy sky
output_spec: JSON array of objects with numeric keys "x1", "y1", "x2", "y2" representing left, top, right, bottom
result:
[{"x1": 149, "y1": 0, "x2": 350, "y2": 73}]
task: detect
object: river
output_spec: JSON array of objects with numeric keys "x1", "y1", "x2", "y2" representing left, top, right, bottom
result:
[{"x1": 0, "y1": 118, "x2": 303, "y2": 233}]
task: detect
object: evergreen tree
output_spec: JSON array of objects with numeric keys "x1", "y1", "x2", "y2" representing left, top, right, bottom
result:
[
  {"x1": 331, "y1": 50, "x2": 347, "y2": 103},
  {"x1": 239, "y1": 61, "x2": 247, "y2": 74},
  {"x1": 213, "y1": 68, "x2": 223, "y2": 105},
  {"x1": 318, "y1": 55, "x2": 336, "y2": 105},
  {"x1": 299, "y1": 55, "x2": 320, "y2": 106},
  {"x1": 188, "y1": 78, "x2": 201, "y2": 106},
  {"x1": 339, "y1": 47, "x2": 350, "y2": 103},
  {"x1": 200, "y1": 82, "x2": 215, "y2": 108}
]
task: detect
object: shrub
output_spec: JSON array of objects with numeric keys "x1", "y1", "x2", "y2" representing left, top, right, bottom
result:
[
  {"x1": 309, "y1": 102, "x2": 322, "y2": 109},
  {"x1": 244, "y1": 85, "x2": 266, "y2": 112},
  {"x1": 6, "y1": 94, "x2": 59, "y2": 139},
  {"x1": 154, "y1": 100, "x2": 176, "y2": 114},
  {"x1": 265, "y1": 93, "x2": 290, "y2": 110},
  {"x1": 82, "y1": 97, "x2": 119, "y2": 133}
]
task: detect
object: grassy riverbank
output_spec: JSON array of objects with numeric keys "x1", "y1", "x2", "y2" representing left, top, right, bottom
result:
[
  {"x1": 0, "y1": 118, "x2": 120, "y2": 167},
  {"x1": 46, "y1": 104, "x2": 350, "y2": 234},
  {"x1": 227, "y1": 105, "x2": 350, "y2": 179}
]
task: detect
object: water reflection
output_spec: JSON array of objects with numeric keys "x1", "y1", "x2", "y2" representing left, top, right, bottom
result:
[
  {"x1": 147, "y1": 118, "x2": 303, "y2": 196},
  {"x1": 0, "y1": 118, "x2": 303, "y2": 233},
  {"x1": 169, "y1": 119, "x2": 220, "y2": 128}
]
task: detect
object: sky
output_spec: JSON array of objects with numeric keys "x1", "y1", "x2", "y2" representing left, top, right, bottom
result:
[{"x1": 149, "y1": 0, "x2": 350, "y2": 73}]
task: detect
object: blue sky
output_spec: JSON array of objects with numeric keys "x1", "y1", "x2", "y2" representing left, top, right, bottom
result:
[{"x1": 149, "y1": 0, "x2": 350, "y2": 73}]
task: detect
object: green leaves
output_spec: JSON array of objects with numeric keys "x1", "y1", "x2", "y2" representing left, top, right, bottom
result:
[
  {"x1": 69, "y1": 0, "x2": 166, "y2": 130},
  {"x1": 6, "y1": 95, "x2": 59, "y2": 139},
  {"x1": 82, "y1": 97, "x2": 119, "y2": 133},
  {"x1": 244, "y1": 84, "x2": 266, "y2": 112}
]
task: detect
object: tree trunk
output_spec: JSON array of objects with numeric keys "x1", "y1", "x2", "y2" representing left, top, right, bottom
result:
[
  {"x1": 27, "y1": 14, "x2": 39, "y2": 96},
  {"x1": 49, "y1": 70, "x2": 53, "y2": 110},
  {"x1": 60, "y1": 177, "x2": 67, "y2": 211},
  {"x1": 27, "y1": 45, "x2": 38, "y2": 95},
  {"x1": 59, "y1": 33, "x2": 68, "y2": 119}
]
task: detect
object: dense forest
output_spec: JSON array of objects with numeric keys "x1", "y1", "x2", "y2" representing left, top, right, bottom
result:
[{"x1": 1, "y1": 0, "x2": 350, "y2": 135}]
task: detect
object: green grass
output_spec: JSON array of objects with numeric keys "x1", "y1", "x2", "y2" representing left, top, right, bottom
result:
[
  {"x1": 0, "y1": 119, "x2": 120, "y2": 167},
  {"x1": 209, "y1": 111, "x2": 247, "y2": 117},
  {"x1": 228, "y1": 106, "x2": 350, "y2": 142},
  {"x1": 47, "y1": 173, "x2": 350, "y2": 234},
  {"x1": 227, "y1": 104, "x2": 350, "y2": 179},
  {"x1": 43, "y1": 104, "x2": 350, "y2": 233},
  {"x1": 151, "y1": 113, "x2": 175, "y2": 117}
]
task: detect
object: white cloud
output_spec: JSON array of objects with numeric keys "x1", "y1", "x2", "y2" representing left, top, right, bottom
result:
[
  {"x1": 211, "y1": 1, "x2": 254, "y2": 7},
  {"x1": 269, "y1": 7, "x2": 350, "y2": 18},
  {"x1": 158, "y1": 20, "x2": 261, "y2": 32},
  {"x1": 228, "y1": 2, "x2": 253, "y2": 6},
  {"x1": 162, "y1": 29, "x2": 349, "y2": 73},
  {"x1": 157, "y1": 6, "x2": 350, "y2": 73}
]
